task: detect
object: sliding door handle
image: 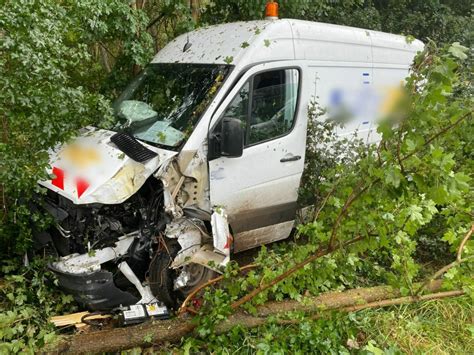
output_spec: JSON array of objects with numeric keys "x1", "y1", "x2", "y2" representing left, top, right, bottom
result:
[{"x1": 280, "y1": 155, "x2": 301, "y2": 163}]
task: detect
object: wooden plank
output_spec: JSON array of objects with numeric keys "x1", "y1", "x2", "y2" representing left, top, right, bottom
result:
[{"x1": 50, "y1": 311, "x2": 111, "y2": 327}]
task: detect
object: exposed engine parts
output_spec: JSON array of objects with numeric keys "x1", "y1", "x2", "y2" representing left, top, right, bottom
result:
[
  {"x1": 35, "y1": 171, "x2": 231, "y2": 311},
  {"x1": 39, "y1": 175, "x2": 165, "y2": 254}
]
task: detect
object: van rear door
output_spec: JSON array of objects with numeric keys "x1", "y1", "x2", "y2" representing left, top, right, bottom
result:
[{"x1": 208, "y1": 62, "x2": 307, "y2": 252}]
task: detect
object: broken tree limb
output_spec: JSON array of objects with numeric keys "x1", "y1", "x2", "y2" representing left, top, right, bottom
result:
[
  {"x1": 456, "y1": 224, "x2": 473, "y2": 263},
  {"x1": 415, "y1": 224, "x2": 473, "y2": 295},
  {"x1": 230, "y1": 235, "x2": 364, "y2": 310},
  {"x1": 50, "y1": 311, "x2": 111, "y2": 328},
  {"x1": 180, "y1": 235, "x2": 364, "y2": 314},
  {"x1": 178, "y1": 263, "x2": 257, "y2": 315},
  {"x1": 50, "y1": 279, "x2": 455, "y2": 354},
  {"x1": 51, "y1": 318, "x2": 196, "y2": 354},
  {"x1": 341, "y1": 290, "x2": 465, "y2": 312},
  {"x1": 217, "y1": 289, "x2": 465, "y2": 331},
  {"x1": 255, "y1": 279, "x2": 442, "y2": 317}
]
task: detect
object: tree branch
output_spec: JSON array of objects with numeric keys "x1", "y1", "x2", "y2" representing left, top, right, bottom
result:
[
  {"x1": 50, "y1": 280, "x2": 462, "y2": 353},
  {"x1": 313, "y1": 184, "x2": 338, "y2": 221},
  {"x1": 415, "y1": 224, "x2": 473, "y2": 295},
  {"x1": 178, "y1": 263, "x2": 257, "y2": 315},
  {"x1": 401, "y1": 111, "x2": 471, "y2": 162},
  {"x1": 147, "y1": 13, "x2": 165, "y2": 30},
  {"x1": 230, "y1": 235, "x2": 364, "y2": 310},
  {"x1": 327, "y1": 181, "x2": 374, "y2": 250}
]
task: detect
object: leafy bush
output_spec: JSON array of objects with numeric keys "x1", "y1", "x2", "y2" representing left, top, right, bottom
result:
[
  {"x1": 0, "y1": 0, "x2": 153, "y2": 258},
  {"x1": 0, "y1": 260, "x2": 76, "y2": 353},
  {"x1": 202, "y1": 0, "x2": 472, "y2": 44},
  {"x1": 181, "y1": 313, "x2": 363, "y2": 354}
]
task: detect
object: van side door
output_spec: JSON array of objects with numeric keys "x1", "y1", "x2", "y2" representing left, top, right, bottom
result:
[{"x1": 208, "y1": 63, "x2": 307, "y2": 252}]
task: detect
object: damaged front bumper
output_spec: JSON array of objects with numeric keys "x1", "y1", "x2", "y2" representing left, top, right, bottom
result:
[
  {"x1": 50, "y1": 265, "x2": 138, "y2": 311},
  {"x1": 49, "y1": 232, "x2": 158, "y2": 311}
]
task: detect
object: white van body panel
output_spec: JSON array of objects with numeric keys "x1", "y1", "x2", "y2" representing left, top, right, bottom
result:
[
  {"x1": 39, "y1": 127, "x2": 176, "y2": 204},
  {"x1": 290, "y1": 20, "x2": 372, "y2": 63},
  {"x1": 151, "y1": 20, "x2": 295, "y2": 68},
  {"x1": 184, "y1": 21, "x2": 418, "y2": 250},
  {"x1": 208, "y1": 62, "x2": 309, "y2": 251}
]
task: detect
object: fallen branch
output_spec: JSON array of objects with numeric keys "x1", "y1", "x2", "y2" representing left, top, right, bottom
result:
[
  {"x1": 181, "y1": 235, "x2": 365, "y2": 314},
  {"x1": 230, "y1": 235, "x2": 364, "y2": 310},
  {"x1": 50, "y1": 280, "x2": 457, "y2": 353},
  {"x1": 178, "y1": 263, "x2": 257, "y2": 315},
  {"x1": 341, "y1": 290, "x2": 464, "y2": 312},
  {"x1": 400, "y1": 111, "x2": 471, "y2": 163},
  {"x1": 415, "y1": 224, "x2": 473, "y2": 295},
  {"x1": 218, "y1": 289, "x2": 464, "y2": 331},
  {"x1": 327, "y1": 183, "x2": 372, "y2": 250}
]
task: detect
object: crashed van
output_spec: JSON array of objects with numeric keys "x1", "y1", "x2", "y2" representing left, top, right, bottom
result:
[{"x1": 35, "y1": 16, "x2": 423, "y2": 311}]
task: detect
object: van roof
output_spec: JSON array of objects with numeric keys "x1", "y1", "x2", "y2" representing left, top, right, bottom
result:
[{"x1": 152, "y1": 19, "x2": 424, "y2": 69}]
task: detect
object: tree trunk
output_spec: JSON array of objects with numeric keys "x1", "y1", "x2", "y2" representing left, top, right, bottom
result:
[
  {"x1": 48, "y1": 280, "x2": 461, "y2": 354},
  {"x1": 190, "y1": 0, "x2": 200, "y2": 23}
]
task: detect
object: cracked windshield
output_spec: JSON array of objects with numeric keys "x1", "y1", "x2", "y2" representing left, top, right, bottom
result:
[{"x1": 113, "y1": 63, "x2": 231, "y2": 149}]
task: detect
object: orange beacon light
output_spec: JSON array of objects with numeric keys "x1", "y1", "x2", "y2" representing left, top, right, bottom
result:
[{"x1": 265, "y1": 1, "x2": 279, "y2": 20}]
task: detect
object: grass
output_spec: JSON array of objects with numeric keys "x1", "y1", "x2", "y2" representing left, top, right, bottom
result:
[
  {"x1": 358, "y1": 296, "x2": 474, "y2": 354},
  {"x1": 159, "y1": 296, "x2": 473, "y2": 354}
]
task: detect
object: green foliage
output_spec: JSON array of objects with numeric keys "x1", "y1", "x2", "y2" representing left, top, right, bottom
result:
[
  {"x1": 201, "y1": 0, "x2": 472, "y2": 45},
  {"x1": 358, "y1": 296, "x2": 474, "y2": 354},
  {"x1": 176, "y1": 297, "x2": 473, "y2": 353},
  {"x1": 0, "y1": 260, "x2": 76, "y2": 353},
  {"x1": 0, "y1": 0, "x2": 153, "y2": 257},
  {"x1": 182, "y1": 313, "x2": 362, "y2": 354},
  {"x1": 299, "y1": 103, "x2": 365, "y2": 207}
]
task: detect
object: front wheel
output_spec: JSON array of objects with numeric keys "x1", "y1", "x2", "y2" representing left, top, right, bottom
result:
[{"x1": 148, "y1": 246, "x2": 217, "y2": 310}]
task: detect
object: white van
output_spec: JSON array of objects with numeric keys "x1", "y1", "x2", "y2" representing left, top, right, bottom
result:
[{"x1": 35, "y1": 16, "x2": 423, "y2": 310}]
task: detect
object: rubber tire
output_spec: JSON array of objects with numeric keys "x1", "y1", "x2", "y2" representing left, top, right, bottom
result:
[
  {"x1": 149, "y1": 247, "x2": 179, "y2": 310},
  {"x1": 177, "y1": 264, "x2": 217, "y2": 297},
  {"x1": 149, "y1": 244, "x2": 217, "y2": 310}
]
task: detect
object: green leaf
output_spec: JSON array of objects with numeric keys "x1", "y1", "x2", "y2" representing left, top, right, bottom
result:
[
  {"x1": 364, "y1": 340, "x2": 385, "y2": 355},
  {"x1": 454, "y1": 172, "x2": 470, "y2": 191},
  {"x1": 405, "y1": 35, "x2": 415, "y2": 44},
  {"x1": 385, "y1": 167, "x2": 403, "y2": 188},
  {"x1": 407, "y1": 205, "x2": 424, "y2": 224},
  {"x1": 448, "y1": 42, "x2": 468, "y2": 60},
  {"x1": 442, "y1": 230, "x2": 457, "y2": 244},
  {"x1": 430, "y1": 186, "x2": 448, "y2": 204},
  {"x1": 377, "y1": 120, "x2": 394, "y2": 139}
]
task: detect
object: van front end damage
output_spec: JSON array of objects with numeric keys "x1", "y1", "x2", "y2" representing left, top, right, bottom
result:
[
  {"x1": 35, "y1": 128, "x2": 231, "y2": 312},
  {"x1": 49, "y1": 233, "x2": 145, "y2": 310}
]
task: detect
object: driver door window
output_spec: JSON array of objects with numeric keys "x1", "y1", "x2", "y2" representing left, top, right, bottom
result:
[{"x1": 220, "y1": 68, "x2": 299, "y2": 146}]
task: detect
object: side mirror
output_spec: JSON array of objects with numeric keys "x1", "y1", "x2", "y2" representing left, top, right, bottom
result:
[{"x1": 221, "y1": 117, "x2": 244, "y2": 158}]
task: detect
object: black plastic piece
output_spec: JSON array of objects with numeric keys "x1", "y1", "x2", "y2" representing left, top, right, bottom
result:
[
  {"x1": 110, "y1": 132, "x2": 158, "y2": 163},
  {"x1": 43, "y1": 200, "x2": 68, "y2": 222},
  {"x1": 280, "y1": 155, "x2": 301, "y2": 162},
  {"x1": 49, "y1": 265, "x2": 138, "y2": 311},
  {"x1": 221, "y1": 117, "x2": 244, "y2": 157}
]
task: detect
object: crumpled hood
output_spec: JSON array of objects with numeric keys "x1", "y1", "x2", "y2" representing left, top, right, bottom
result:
[{"x1": 39, "y1": 127, "x2": 177, "y2": 204}]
